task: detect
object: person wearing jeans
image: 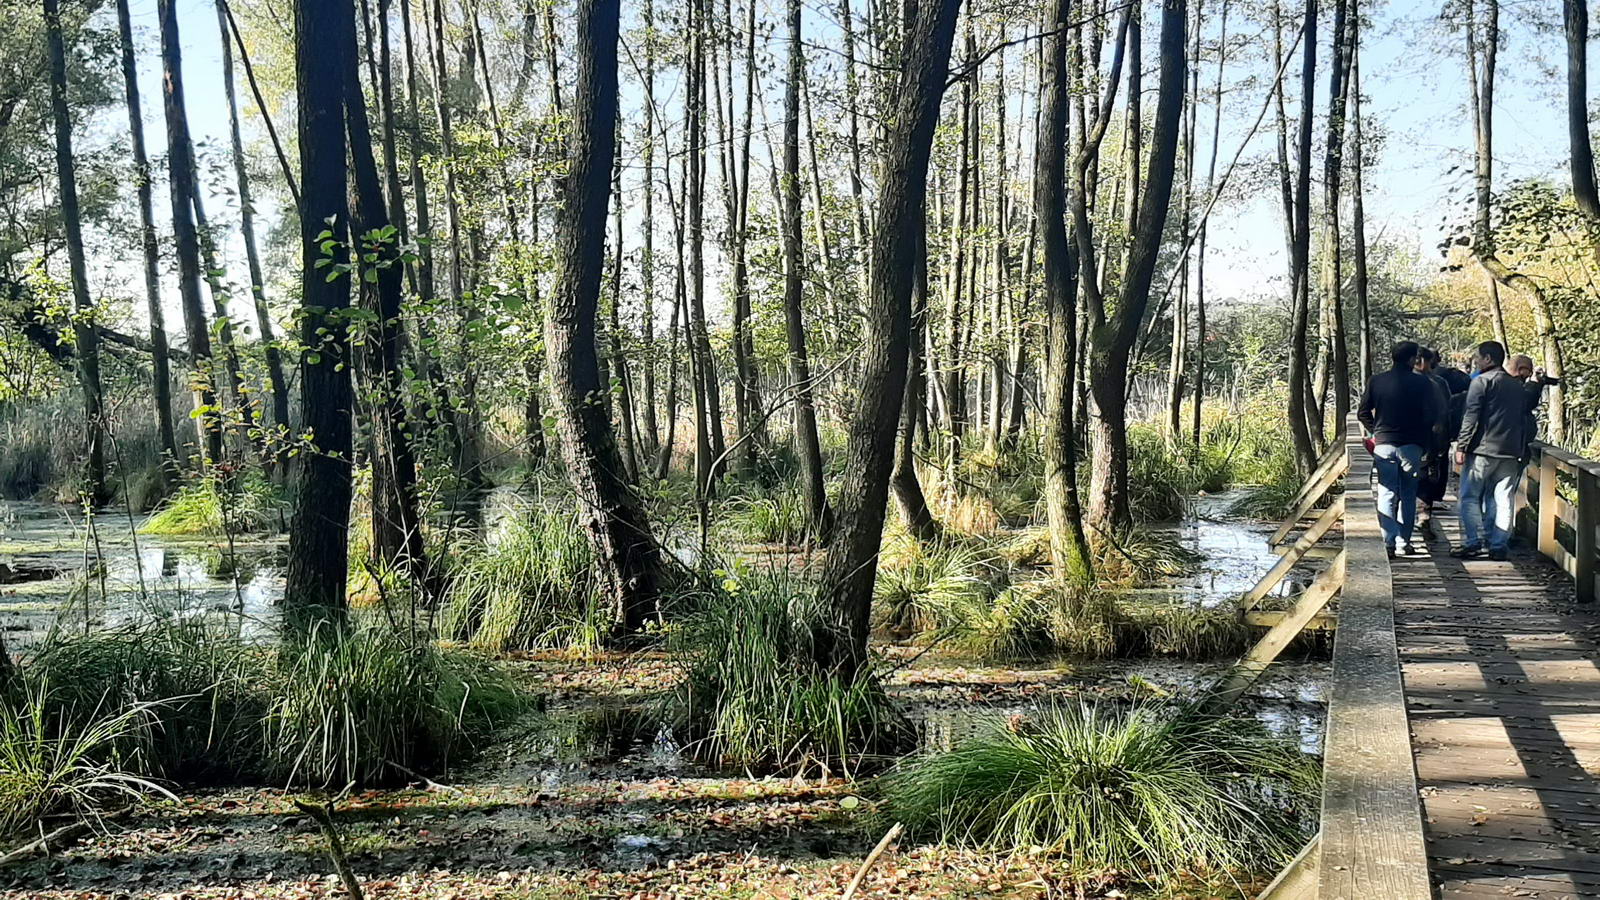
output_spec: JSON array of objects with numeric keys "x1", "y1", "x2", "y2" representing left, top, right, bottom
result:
[
  {"x1": 1373, "y1": 442, "x2": 1425, "y2": 551},
  {"x1": 1452, "y1": 340, "x2": 1528, "y2": 561},
  {"x1": 1357, "y1": 341, "x2": 1439, "y2": 557}
]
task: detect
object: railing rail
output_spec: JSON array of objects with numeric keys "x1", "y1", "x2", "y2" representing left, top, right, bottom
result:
[
  {"x1": 1257, "y1": 418, "x2": 1431, "y2": 899},
  {"x1": 1520, "y1": 440, "x2": 1599, "y2": 604}
]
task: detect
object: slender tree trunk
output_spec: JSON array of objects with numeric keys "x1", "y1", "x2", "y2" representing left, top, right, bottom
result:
[
  {"x1": 782, "y1": 0, "x2": 832, "y2": 538},
  {"x1": 1350, "y1": 41, "x2": 1371, "y2": 386},
  {"x1": 1565, "y1": 0, "x2": 1600, "y2": 244},
  {"x1": 43, "y1": 0, "x2": 107, "y2": 507},
  {"x1": 341, "y1": 0, "x2": 428, "y2": 584},
  {"x1": 1279, "y1": 0, "x2": 1316, "y2": 474},
  {"x1": 217, "y1": 0, "x2": 289, "y2": 443},
  {"x1": 893, "y1": 244, "x2": 940, "y2": 542},
  {"x1": 1320, "y1": 0, "x2": 1353, "y2": 431},
  {"x1": 639, "y1": 0, "x2": 661, "y2": 460},
  {"x1": 157, "y1": 0, "x2": 223, "y2": 469},
  {"x1": 284, "y1": 0, "x2": 355, "y2": 628},
  {"x1": 115, "y1": 0, "x2": 179, "y2": 482},
  {"x1": 1088, "y1": 0, "x2": 1183, "y2": 531},
  {"x1": 1469, "y1": 0, "x2": 1566, "y2": 439},
  {"x1": 687, "y1": 0, "x2": 721, "y2": 497},
  {"x1": 608, "y1": 139, "x2": 640, "y2": 483},
  {"x1": 1037, "y1": 0, "x2": 1092, "y2": 580},
  {"x1": 547, "y1": 0, "x2": 665, "y2": 635},
  {"x1": 815, "y1": 0, "x2": 961, "y2": 678}
]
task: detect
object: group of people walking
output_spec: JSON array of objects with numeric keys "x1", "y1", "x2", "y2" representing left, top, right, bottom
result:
[{"x1": 1356, "y1": 339, "x2": 1554, "y2": 560}]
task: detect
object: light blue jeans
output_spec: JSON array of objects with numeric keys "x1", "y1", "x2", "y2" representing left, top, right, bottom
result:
[
  {"x1": 1373, "y1": 443, "x2": 1425, "y2": 547},
  {"x1": 1460, "y1": 453, "x2": 1520, "y2": 551}
]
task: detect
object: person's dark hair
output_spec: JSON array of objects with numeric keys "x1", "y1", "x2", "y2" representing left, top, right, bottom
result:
[
  {"x1": 1391, "y1": 340, "x2": 1420, "y2": 368},
  {"x1": 1477, "y1": 340, "x2": 1506, "y2": 366},
  {"x1": 1418, "y1": 346, "x2": 1439, "y2": 367}
]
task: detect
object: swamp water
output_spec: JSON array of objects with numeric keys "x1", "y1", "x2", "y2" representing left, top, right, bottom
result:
[{"x1": 0, "y1": 489, "x2": 1328, "y2": 777}]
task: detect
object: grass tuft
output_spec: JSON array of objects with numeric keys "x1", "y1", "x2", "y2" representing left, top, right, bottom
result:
[
  {"x1": 439, "y1": 505, "x2": 607, "y2": 653},
  {"x1": 141, "y1": 475, "x2": 285, "y2": 535},
  {"x1": 664, "y1": 569, "x2": 910, "y2": 776},
  {"x1": 880, "y1": 701, "x2": 1319, "y2": 886}
]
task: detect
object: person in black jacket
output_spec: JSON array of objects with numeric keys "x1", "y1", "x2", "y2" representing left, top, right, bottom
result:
[
  {"x1": 1414, "y1": 348, "x2": 1454, "y2": 530},
  {"x1": 1357, "y1": 341, "x2": 1439, "y2": 557},
  {"x1": 1452, "y1": 340, "x2": 1527, "y2": 561}
]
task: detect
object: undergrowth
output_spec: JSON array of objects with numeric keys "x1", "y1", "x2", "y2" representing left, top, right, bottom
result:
[
  {"x1": 141, "y1": 475, "x2": 285, "y2": 535},
  {"x1": 880, "y1": 701, "x2": 1319, "y2": 887}
]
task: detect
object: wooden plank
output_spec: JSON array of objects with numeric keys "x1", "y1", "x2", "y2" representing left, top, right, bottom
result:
[
  {"x1": 1257, "y1": 832, "x2": 1319, "y2": 900},
  {"x1": 1272, "y1": 545, "x2": 1342, "y2": 560},
  {"x1": 1209, "y1": 551, "x2": 1345, "y2": 710},
  {"x1": 1271, "y1": 448, "x2": 1350, "y2": 547},
  {"x1": 1577, "y1": 468, "x2": 1597, "y2": 604},
  {"x1": 1317, "y1": 423, "x2": 1432, "y2": 900},
  {"x1": 1244, "y1": 496, "x2": 1345, "y2": 610},
  {"x1": 1245, "y1": 609, "x2": 1337, "y2": 631}
]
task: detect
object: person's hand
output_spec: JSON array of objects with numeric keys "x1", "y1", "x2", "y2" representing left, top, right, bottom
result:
[
  {"x1": 1535, "y1": 366, "x2": 1546, "y2": 381},
  {"x1": 1456, "y1": 450, "x2": 1466, "y2": 467}
]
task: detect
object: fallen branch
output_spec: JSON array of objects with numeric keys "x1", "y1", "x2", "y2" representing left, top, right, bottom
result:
[
  {"x1": 840, "y1": 822, "x2": 904, "y2": 900},
  {"x1": 0, "y1": 820, "x2": 91, "y2": 868},
  {"x1": 292, "y1": 799, "x2": 364, "y2": 900}
]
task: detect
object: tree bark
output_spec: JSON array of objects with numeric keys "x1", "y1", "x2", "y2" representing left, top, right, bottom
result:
[
  {"x1": 217, "y1": 0, "x2": 290, "y2": 444},
  {"x1": 285, "y1": 0, "x2": 356, "y2": 628},
  {"x1": 546, "y1": 0, "x2": 665, "y2": 635},
  {"x1": 814, "y1": 0, "x2": 961, "y2": 678},
  {"x1": 157, "y1": 0, "x2": 224, "y2": 469},
  {"x1": 115, "y1": 0, "x2": 179, "y2": 482},
  {"x1": 1088, "y1": 0, "x2": 1183, "y2": 532},
  {"x1": 341, "y1": 0, "x2": 428, "y2": 585},
  {"x1": 1350, "y1": 22, "x2": 1371, "y2": 387},
  {"x1": 43, "y1": 0, "x2": 107, "y2": 507},
  {"x1": 1278, "y1": 0, "x2": 1317, "y2": 474},
  {"x1": 782, "y1": 0, "x2": 832, "y2": 539},
  {"x1": 1319, "y1": 0, "x2": 1353, "y2": 431},
  {"x1": 1037, "y1": 0, "x2": 1092, "y2": 580}
]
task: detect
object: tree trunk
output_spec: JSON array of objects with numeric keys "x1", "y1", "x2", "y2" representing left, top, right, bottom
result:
[
  {"x1": 1470, "y1": 0, "x2": 1566, "y2": 440},
  {"x1": 43, "y1": 0, "x2": 107, "y2": 507},
  {"x1": 157, "y1": 0, "x2": 224, "y2": 469},
  {"x1": 546, "y1": 0, "x2": 665, "y2": 635},
  {"x1": 1320, "y1": 0, "x2": 1353, "y2": 431},
  {"x1": 639, "y1": 0, "x2": 661, "y2": 461},
  {"x1": 341, "y1": 0, "x2": 428, "y2": 585},
  {"x1": 1279, "y1": 0, "x2": 1317, "y2": 474},
  {"x1": 1350, "y1": 41, "x2": 1371, "y2": 387},
  {"x1": 1088, "y1": 0, "x2": 1184, "y2": 532},
  {"x1": 814, "y1": 0, "x2": 961, "y2": 678},
  {"x1": 893, "y1": 245, "x2": 940, "y2": 543},
  {"x1": 1037, "y1": 0, "x2": 1092, "y2": 581},
  {"x1": 782, "y1": 0, "x2": 832, "y2": 539},
  {"x1": 1193, "y1": 0, "x2": 1228, "y2": 449},
  {"x1": 284, "y1": 0, "x2": 355, "y2": 628},
  {"x1": 115, "y1": 0, "x2": 179, "y2": 482},
  {"x1": 687, "y1": 0, "x2": 718, "y2": 497},
  {"x1": 608, "y1": 140, "x2": 640, "y2": 484},
  {"x1": 217, "y1": 0, "x2": 290, "y2": 444}
]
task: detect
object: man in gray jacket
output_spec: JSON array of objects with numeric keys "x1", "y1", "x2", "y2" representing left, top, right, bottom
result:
[{"x1": 1452, "y1": 341, "x2": 1527, "y2": 561}]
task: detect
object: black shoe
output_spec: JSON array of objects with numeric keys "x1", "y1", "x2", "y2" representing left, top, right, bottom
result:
[
  {"x1": 1488, "y1": 548, "x2": 1508, "y2": 561},
  {"x1": 1450, "y1": 544, "x2": 1485, "y2": 559}
]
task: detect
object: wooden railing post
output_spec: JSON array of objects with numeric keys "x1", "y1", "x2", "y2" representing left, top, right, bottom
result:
[
  {"x1": 1537, "y1": 446, "x2": 1559, "y2": 561},
  {"x1": 1578, "y1": 463, "x2": 1598, "y2": 604}
]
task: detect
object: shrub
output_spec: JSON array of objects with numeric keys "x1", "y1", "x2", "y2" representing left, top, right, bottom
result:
[
  {"x1": 439, "y1": 505, "x2": 607, "y2": 652},
  {"x1": 880, "y1": 702, "x2": 1318, "y2": 886},
  {"x1": 664, "y1": 570, "x2": 910, "y2": 776},
  {"x1": 266, "y1": 620, "x2": 525, "y2": 788},
  {"x1": 0, "y1": 680, "x2": 172, "y2": 836},
  {"x1": 1119, "y1": 601, "x2": 1253, "y2": 659},
  {"x1": 141, "y1": 475, "x2": 285, "y2": 535}
]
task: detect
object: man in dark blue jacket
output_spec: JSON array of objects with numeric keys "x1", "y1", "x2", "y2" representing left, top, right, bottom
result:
[
  {"x1": 1452, "y1": 340, "x2": 1527, "y2": 561},
  {"x1": 1357, "y1": 341, "x2": 1439, "y2": 557}
]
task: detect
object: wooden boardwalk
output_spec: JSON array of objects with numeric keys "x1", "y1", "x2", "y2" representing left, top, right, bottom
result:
[{"x1": 1393, "y1": 510, "x2": 1600, "y2": 898}]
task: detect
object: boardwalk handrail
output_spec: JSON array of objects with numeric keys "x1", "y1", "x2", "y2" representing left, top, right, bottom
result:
[
  {"x1": 1520, "y1": 439, "x2": 1599, "y2": 604},
  {"x1": 1313, "y1": 421, "x2": 1431, "y2": 899}
]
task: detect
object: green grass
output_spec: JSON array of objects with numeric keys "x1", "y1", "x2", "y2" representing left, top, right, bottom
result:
[
  {"x1": 438, "y1": 505, "x2": 607, "y2": 652},
  {"x1": 664, "y1": 569, "x2": 910, "y2": 776},
  {"x1": 721, "y1": 490, "x2": 810, "y2": 545},
  {"x1": 141, "y1": 475, "x2": 285, "y2": 535},
  {"x1": 880, "y1": 701, "x2": 1318, "y2": 886},
  {"x1": 266, "y1": 620, "x2": 526, "y2": 788},
  {"x1": 873, "y1": 528, "x2": 1005, "y2": 640},
  {"x1": 23, "y1": 615, "x2": 528, "y2": 789},
  {"x1": 0, "y1": 679, "x2": 172, "y2": 835}
]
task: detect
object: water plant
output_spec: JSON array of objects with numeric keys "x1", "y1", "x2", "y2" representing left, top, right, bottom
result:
[
  {"x1": 664, "y1": 568, "x2": 909, "y2": 776},
  {"x1": 880, "y1": 701, "x2": 1319, "y2": 886},
  {"x1": 140, "y1": 474, "x2": 285, "y2": 535},
  {"x1": 438, "y1": 505, "x2": 607, "y2": 652}
]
